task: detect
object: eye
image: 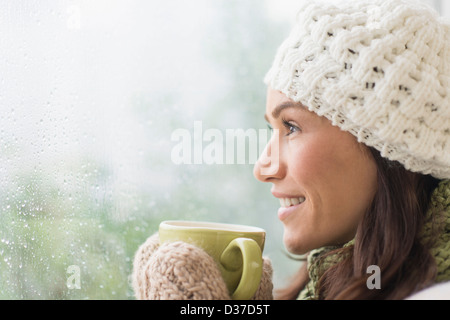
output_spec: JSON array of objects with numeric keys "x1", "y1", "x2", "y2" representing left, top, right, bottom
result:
[
  {"x1": 267, "y1": 123, "x2": 273, "y2": 132},
  {"x1": 282, "y1": 119, "x2": 301, "y2": 136}
]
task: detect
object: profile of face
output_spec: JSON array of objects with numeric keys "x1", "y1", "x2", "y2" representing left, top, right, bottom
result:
[{"x1": 254, "y1": 88, "x2": 378, "y2": 255}]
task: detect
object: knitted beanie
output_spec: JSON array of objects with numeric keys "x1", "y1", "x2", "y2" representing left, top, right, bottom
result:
[{"x1": 265, "y1": 0, "x2": 450, "y2": 179}]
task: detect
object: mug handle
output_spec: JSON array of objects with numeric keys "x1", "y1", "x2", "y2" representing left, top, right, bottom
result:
[{"x1": 220, "y1": 237, "x2": 263, "y2": 300}]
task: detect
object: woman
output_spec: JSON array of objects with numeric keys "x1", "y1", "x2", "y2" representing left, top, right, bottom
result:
[
  {"x1": 132, "y1": 0, "x2": 450, "y2": 299},
  {"x1": 257, "y1": 0, "x2": 450, "y2": 299},
  {"x1": 256, "y1": 88, "x2": 447, "y2": 299}
]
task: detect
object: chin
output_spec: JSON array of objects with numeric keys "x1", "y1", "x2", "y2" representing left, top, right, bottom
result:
[
  {"x1": 283, "y1": 225, "x2": 328, "y2": 255},
  {"x1": 283, "y1": 231, "x2": 310, "y2": 255}
]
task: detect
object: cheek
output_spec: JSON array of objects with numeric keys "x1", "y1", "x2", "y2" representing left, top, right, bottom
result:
[
  {"x1": 284, "y1": 135, "x2": 377, "y2": 249},
  {"x1": 288, "y1": 140, "x2": 334, "y2": 184},
  {"x1": 288, "y1": 132, "x2": 374, "y2": 197}
]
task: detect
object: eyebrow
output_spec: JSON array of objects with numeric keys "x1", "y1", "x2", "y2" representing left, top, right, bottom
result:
[{"x1": 264, "y1": 101, "x2": 303, "y2": 122}]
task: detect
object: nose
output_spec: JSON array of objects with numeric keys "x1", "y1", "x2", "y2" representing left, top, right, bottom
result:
[{"x1": 253, "y1": 131, "x2": 285, "y2": 182}]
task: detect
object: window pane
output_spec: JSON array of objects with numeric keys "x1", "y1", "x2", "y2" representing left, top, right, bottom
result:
[{"x1": 0, "y1": 0, "x2": 300, "y2": 299}]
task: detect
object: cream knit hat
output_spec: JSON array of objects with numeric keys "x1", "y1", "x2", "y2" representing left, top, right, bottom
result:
[{"x1": 265, "y1": 0, "x2": 450, "y2": 179}]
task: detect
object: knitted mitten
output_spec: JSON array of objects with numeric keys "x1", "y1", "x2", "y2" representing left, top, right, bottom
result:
[{"x1": 132, "y1": 233, "x2": 274, "y2": 300}]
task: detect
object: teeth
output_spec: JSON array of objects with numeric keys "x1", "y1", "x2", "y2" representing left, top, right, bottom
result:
[{"x1": 279, "y1": 197, "x2": 305, "y2": 208}]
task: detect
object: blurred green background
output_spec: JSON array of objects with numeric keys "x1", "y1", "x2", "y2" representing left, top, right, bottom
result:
[{"x1": 0, "y1": 0, "x2": 302, "y2": 299}]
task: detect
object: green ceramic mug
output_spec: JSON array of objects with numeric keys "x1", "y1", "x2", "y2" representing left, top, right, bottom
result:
[{"x1": 158, "y1": 220, "x2": 266, "y2": 300}]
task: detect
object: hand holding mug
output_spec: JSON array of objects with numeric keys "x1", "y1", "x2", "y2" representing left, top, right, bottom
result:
[{"x1": 132, "y1": 221, "x2": 273, "y2": 300}]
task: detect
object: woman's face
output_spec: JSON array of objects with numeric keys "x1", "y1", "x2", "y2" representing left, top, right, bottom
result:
[{"x1": 254, "y1": 88, "x2": 378, "y2": 254}]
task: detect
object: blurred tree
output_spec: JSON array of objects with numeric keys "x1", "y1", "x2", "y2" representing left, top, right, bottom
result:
[{"x1": 0, "y1": 0, "x2": 297, "y2": 300}]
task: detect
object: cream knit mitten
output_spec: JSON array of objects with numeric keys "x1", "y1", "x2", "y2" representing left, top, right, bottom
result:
[{"x1": 132, "y1": 233, "x2": 274, "y2": 300}]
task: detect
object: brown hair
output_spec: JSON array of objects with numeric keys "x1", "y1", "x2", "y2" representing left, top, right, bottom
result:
[{"x1": 277, "y1": 147, "x2": 440, "y2": 300}]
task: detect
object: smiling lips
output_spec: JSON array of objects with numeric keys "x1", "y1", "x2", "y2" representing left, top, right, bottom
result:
[
  {"x1": 279, "y1": 196, "x2": 306, "y2": 208},
  {"x1": 275, "y1": 195, "x2": 306, "y2": 221}
]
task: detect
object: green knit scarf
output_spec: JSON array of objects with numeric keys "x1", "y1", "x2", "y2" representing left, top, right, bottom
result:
[{"x1": 298, "y1": 179, "x2": 450, "y2": 300}]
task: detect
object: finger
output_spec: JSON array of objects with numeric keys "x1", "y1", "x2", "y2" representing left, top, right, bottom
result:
[
  {"x1": 252, "y1": 257, "x2": 274, "y2": 300},
  {"x1": 147, "y1": 241, "x2": 231, "y2": 300},
  {"x1": 132, "y1": 233, "x2": 160, "y2": 299}
]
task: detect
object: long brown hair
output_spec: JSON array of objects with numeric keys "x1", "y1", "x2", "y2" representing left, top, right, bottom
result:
[{"x1": 277, "y1": 147, "x2": 441, "y2": 300}]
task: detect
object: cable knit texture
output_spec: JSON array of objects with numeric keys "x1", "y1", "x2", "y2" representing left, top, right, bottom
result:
[
  {"x1": 131, "y1": 234, "x2": 274, "y2": 300},
  {"x1": 265, "y1": 0, "x2": 450, "y2": 179},
  {"x1": 298, "y1": 179, "x2": 450, "y2": 300},
  {"x1": 421, "y1": 180, "x2": 450, "y2": 283}
]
